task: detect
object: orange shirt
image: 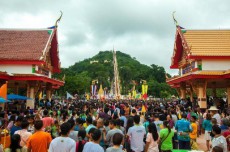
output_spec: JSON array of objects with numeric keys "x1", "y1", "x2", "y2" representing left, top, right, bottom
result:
[
  {"x1": 125, "y1": 107, "x2": 130, "y2": 116},
  {"x1": 189, "y1": 122, "x2": 197, "y2": 139},
  {"x1": 0, "y1": 135, "x2": 11, "y2": 149},
  {"x1": 27, "y1": 131, "x2": 52, "y2": 152}
]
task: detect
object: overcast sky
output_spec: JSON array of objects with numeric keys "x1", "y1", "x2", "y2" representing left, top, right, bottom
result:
[{"x1": 0, "y1": 0, "x2": 230, "y2": 75}]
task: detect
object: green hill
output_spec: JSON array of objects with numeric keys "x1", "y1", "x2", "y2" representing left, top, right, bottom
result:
[{"x1": 54, "y1": 51, "x2": 177, "y2": 98}]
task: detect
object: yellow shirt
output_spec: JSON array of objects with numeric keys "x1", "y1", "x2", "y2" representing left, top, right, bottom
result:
[{"x1": 189, "y1": 122, "x2": 197, "y2": 139}]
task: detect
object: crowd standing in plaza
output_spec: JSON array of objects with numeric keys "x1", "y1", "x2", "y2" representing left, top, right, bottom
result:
[{"x1": 0, "y1": 97, "x2": 229, "y2": 152}]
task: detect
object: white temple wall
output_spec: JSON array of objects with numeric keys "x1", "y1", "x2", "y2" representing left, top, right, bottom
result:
[
  {"x1": 201, "y1": 59, "x2": 230, "y2": 71},
  {"x1": 0, "y1": 65, "x2": 32, "y2": 74}
]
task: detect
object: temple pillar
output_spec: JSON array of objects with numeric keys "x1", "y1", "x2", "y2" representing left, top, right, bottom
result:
[
  {"x1": 197, "y1": 80, "x2": 207, "y2": 109},
  {"x1": 180, "y1": 82, "x2": 186, "y2": 99},
  {"x1": 189, "y1": 89, "x2": 193, "y2": 102},
  {"x1": 26, "y1": 81, "x2": 37, "y2": 109},
  {"x1": 191, "y1": 80, "x2": 207, "y2": 109},
  {"x1": 227, "y1": 87, "x2": 230, "y2": 106},
  {"x1": 46, "y1": 83, "x2": 52, "y2": 101}
]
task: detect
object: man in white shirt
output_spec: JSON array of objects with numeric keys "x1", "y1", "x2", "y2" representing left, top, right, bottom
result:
[
  {"x1": 104, "y1": 119, "x2": 123, "y2": 146},
  {"x1": 83, "y1": 129, "x2": 104, "y2": 152},
  {"x1": 49, "y1": 122, "x2": 76, "y2": 152},
  {"x1": 211, "y1": 125, "x2": 227, "y2": 152},
  {"x1": 127, "y1": 115, "x2": 146, "y2": 152}
]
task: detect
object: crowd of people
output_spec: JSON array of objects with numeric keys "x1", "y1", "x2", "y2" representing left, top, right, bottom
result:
[{"x1": 0, "y1": 98, "x2": 229, "y2": 152}]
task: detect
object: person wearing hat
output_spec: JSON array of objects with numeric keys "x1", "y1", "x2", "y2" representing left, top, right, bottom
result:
[{"x1": 209, "y1": 106, "x2": 221, "y2": 126}]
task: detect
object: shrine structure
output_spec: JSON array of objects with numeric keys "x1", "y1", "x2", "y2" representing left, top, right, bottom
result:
[
  {"x1": 0, "y1": 18, "x2": 64, "y2": 108},
  {"x1": 167, "y1": 25, "x2": 230, "y2": 108}
]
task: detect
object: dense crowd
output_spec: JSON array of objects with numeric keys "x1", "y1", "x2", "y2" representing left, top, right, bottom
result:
[{"x1": 0, "y1": 98, "x2": 229, "y2": 152}]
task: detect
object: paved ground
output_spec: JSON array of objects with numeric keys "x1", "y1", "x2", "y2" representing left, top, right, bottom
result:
[{"x1": 197, "y1": 134, "x2": 207, "y2": 151}]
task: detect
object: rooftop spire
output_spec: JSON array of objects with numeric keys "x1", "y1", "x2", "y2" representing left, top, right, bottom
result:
[
  {"x1": 172, "y1": 11, "x2": 178, "y2": 26},
  {"x1": 55, "y1": 11, "x2": 63, "y2": 27}
]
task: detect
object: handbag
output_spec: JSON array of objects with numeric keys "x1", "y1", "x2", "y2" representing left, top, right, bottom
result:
[{"x1": 158, "y1": 131, "x2": 170, "y2": 152}]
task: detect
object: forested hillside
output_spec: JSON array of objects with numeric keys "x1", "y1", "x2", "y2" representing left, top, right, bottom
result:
[{"x1": 54, "y1": 51, "x2": 177, "y2": 98}]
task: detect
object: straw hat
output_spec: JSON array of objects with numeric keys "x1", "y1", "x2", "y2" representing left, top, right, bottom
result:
[{"x1": 208, "y1": 106, "x2": 219, "y2": 111}]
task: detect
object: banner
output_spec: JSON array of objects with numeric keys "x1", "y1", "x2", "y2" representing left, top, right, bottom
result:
[
  {"x1": 142, "y1": 84, "x2": 148, "y2": 100},
  {"x1": 91, "y1": 85, "x2": 97, "y2": 96},
  {"x1": 132, "y1": 90, "x2": 136, "y2": 99},
  {"x1": 142, "y1": 84, "x2": 148, "y2": 95}
]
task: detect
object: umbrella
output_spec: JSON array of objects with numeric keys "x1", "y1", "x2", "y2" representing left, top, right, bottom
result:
[
  {"x1": 7, "y1": 94, "x2": 31, "y2": 100},
  {"x1": 0, "y1": 97, "x2": 11, "y2": 103}
]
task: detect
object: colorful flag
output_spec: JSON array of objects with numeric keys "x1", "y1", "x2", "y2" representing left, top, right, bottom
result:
[
  {"x1": 132, "y1": 90, "x2": 136, "y2": 99},
  {"x1": 98, "y1": 85, "x2": 104, "y2": 97},
  {"x1": 0, "y1": 82, "x2": 7, "y2": 99},
  {"x1": 91, "y1": 85, "x2": 97, "y2": 96},
  {"x1": 142, "y1": 84, "x2": 148, "y2": 100},
  {"x1": 86, "y1": 93, "x2": 90, "y2": 100},
  {"x1": 66, "y1": 91, "x2": 73, "y2": 99},
  {"x1": 141, "y1": 105, "x2": 146, "y2": 113},
  {"x1": 38, "y1": 91, "x2": 42, "y2": 100}
]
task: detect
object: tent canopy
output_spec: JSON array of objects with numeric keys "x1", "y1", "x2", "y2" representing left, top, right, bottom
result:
[
  {"x1": 0, "y1": 97, "x2": 11, "y2": 103},
  {"x1": 7, "y1": 94, "x2": 31, "y2": 100}
]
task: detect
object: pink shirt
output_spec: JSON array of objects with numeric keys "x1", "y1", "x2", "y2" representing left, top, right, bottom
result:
[{"x1": 42, "y1": 117, "x2": 54, "y2": 129}]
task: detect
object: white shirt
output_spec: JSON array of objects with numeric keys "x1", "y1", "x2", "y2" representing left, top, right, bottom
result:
[
  {"x1": 146, "y1": 133, "x2": 159, "y2": 152},
  {"x1": 127, "y1": 125, "x2": 146, "y2": 152},
  {"x1": 49, "y1": 136, "x2": 76, "y2": 152},
  {"x1": 212, "y1": 113, "x2": 221, "y2": 125},
  {"x1": 211, "y1": 135, "x2": 227, "y2": 152},
  {"x1": 14, "y1": 129, "x2": 32, "y2": 147},
  {"x1": 83, "y1": 142, "x2": 104, "y2": 152}
]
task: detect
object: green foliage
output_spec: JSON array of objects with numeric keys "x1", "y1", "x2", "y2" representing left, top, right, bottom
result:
[
  {"x1": 206, "y1": 88, "x2": 226, "y2": 97},
  {"x1": 54, "y1": 51, "x2": 177, "y2": 97}
]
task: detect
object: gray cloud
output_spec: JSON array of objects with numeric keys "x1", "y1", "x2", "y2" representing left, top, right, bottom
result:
[{"x1": 0, "y1": 0, "x2": 230, "y2": 75}]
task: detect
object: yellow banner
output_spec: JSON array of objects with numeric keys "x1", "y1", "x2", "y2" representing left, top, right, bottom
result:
[{"x1": 142, "y1": 84, "x2": 148, "y2": 95}]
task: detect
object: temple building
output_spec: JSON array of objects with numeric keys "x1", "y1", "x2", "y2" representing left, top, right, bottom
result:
[
  {"x1": 0, "y1": 26, "x2": 64, "y2": 108},
  {"x1": 167, "y1": 25, "x2": 230, "y2": 108}
]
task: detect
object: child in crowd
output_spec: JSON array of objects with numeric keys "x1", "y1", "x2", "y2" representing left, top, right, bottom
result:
[
  {"x1": 190, "y1": 116, "x2": 198, "y2": 150},
  {"x1": 51, "y1": 120, "x2": 59, "y2": 138},
  {"x1": 106, "y1": 133, "x2": 124, "y2": 152}
]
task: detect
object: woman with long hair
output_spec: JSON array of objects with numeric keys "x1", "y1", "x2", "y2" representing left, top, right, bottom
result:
[
  {"x1": 159, "y1": 120, "x2": 174, "y2": 152},
  {"x1": 5, "y1": 134, "x2": 26, "y2": 152},
  {"x1": 145, "y1": 123, "x2": 159, "y2": 152}
]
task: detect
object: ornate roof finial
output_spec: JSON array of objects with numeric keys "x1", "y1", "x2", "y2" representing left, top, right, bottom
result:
[
  {"x1": 172, "y1": 11, "x2": 178, "y2": 26},
  {"x1": 55, "y1": 11, "x2": 63, "y2": 27}
]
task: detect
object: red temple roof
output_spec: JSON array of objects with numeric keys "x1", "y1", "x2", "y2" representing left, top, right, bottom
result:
[{"x1": 0, "y1": 29, "x2": 61, "y2": 73}]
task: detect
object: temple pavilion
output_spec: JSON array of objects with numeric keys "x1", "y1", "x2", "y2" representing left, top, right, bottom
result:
[
  {"x1": 0, "y1": 25, "x2": 64, "y2": 108},
  {"x1": 167, "y1": 25, "x2": 230, "y2": 108}
]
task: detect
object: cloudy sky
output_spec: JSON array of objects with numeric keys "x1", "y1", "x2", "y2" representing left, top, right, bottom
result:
[{"x1": 0, "y1": 0, "x2": 230, "y2": 75}]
